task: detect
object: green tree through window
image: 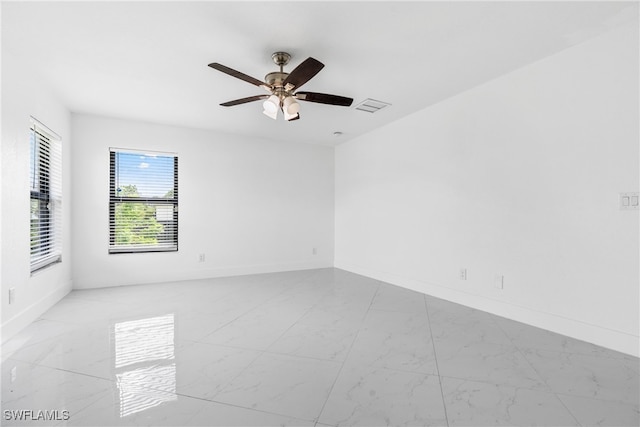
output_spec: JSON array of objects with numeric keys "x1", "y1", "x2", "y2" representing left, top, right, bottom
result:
[
  {"x1": 109, "y1": 150, "x2": 178, "y2": 253},
  {"x1": 114, "y1": 185, "x2": 164, "y2": 246}
]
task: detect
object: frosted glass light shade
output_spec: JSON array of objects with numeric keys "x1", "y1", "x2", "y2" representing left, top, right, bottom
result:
[
  {"x1": 263, "y1": 108, "x2": 278, "y2": 120},
  {"x1": 284, "y1": 110, "x2": 299, "y2": 121},
  {"x1": 283, "y1": 96, "x2": 300, "y2": 114},
  {"x1": 263, "y1": 95, "x2": 279, "y2": 113}
]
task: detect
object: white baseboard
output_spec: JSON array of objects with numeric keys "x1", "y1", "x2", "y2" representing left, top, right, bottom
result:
[
  {"x1": 72, "y1": 261, "x2": 333, "y2": 290},
  {"x1": 1, "y1": 280, "x2": 72, "y2": 344},
  {"x1": 184, "y1": 260, "x2": 333, "y2": 280},
  {"x1": 335, "y1": 261, "x2": 639, "y2": 358}
]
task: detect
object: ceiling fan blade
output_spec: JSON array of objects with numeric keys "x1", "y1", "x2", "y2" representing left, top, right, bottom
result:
[
  {"x1": 208, "y1": 63, "x2": 267, "y2": 88},
  {"x1": 282, "y1": 57, "x2": 324, "y2": 90},
  {"x1": 295, "y1": 92, "x2": 353, "y2": 107},
  {"x1": 220, "y1": 94, "x2": 269, "y2": 107}
]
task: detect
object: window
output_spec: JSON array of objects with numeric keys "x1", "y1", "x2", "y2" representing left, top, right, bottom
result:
[
  {"x1": 109, "y1": 149, "x2": 178, "y2": 253},
  {"x1": 30, "y1": 120, "x2": 62, "y2": 272}
]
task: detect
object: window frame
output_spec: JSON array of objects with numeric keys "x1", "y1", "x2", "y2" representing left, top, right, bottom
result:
[
  {"x1": 29, "y1": 120, "x2": 62, "y2": 273},
  {"x1": 108, "y1": 149, "x2": 179, "y2": 254}
]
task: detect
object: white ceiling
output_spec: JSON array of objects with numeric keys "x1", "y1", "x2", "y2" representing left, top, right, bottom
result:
[{"x1": 2, "y1": 1, "x2": 637, "y2": 146}]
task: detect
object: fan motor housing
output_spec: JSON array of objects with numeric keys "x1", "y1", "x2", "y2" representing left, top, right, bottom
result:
[{"x1": 265, "y1": 71, "x2": 289, "y2": 88}]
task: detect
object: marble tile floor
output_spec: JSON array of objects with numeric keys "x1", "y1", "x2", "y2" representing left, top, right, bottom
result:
[{"x1": 1, "y1": 268, "x2": 638, "y2": 426}]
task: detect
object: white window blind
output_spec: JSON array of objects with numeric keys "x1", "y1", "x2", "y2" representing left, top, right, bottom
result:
[
  {"x1": 109, "y1": 149, "x2": 178, "y2": 253},
  {"x1": 30, "y1": 120, "x2": 62, "y2": 272}
]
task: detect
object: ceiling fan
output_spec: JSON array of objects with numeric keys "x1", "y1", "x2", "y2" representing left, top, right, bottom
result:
[{"x1": 208, "y1": 52, "x2": 353, "y2": 121}]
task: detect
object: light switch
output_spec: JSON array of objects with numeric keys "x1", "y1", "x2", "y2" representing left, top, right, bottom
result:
[{"x1": 620, "y1": 192, "x2": 639, "y2": 210}]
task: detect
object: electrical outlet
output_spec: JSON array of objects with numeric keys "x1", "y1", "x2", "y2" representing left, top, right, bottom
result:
[
  {"x1": 494, "y1": 275, "x2": 504, "y2": 290},
  {"x1": 459, "y1": 268, "x2": 467, "y2": 280},
  {"x1": 8, "y1": 288, "x2": 15, "y2": 304},
  {"x1": 198, "y1": 253, "x2": 205, "y2": 262}
]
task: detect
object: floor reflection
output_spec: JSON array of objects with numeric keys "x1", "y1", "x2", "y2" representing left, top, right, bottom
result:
[{"x1": 113, "y1": 314, "x2": 176, "y2": 418}]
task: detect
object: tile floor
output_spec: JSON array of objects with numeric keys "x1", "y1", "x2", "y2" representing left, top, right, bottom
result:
[{"x1": 1, "y1": 268, "x2": 638, "y2": 426}]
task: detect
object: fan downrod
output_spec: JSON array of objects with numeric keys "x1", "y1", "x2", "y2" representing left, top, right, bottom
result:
[{"x1": 266, "y1": 52, "x2": 292, "y2": 87}]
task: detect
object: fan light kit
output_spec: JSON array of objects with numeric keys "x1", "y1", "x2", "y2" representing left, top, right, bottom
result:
[{"x1": 208, "y1": 52, "x2": 353, "y2": 121}]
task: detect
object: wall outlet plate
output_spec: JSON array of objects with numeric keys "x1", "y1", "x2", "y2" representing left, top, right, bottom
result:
[
  {"x1": 620, "y1": 192, "x2": 639, "y2": 210},
  {"x1": 494, "y1": 275, "x2": 504, "y2": 289}
]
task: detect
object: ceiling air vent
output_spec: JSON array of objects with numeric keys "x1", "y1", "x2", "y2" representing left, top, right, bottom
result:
[{"x1": 355, "y1": 98, "x2": 391, "y2": 113}]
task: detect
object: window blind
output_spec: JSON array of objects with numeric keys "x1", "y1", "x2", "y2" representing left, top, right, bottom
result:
[
  {"x1": 30, "y1": 122, "x2": 62, "y2": 272},
  {"x1": 109, "y1": 149, "x2": 178, "y2": 253}
]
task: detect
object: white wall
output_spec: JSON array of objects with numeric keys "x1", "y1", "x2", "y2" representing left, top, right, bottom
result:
[
  {"x1": 335, "y1": 23, "x2": 639, "y2": 356},
  {"x1": 1, "y1": 49, "x2": 73, "y2": 341},
  {"x1": 71, "y1": 114, "x2": 334, "y2": 289}
]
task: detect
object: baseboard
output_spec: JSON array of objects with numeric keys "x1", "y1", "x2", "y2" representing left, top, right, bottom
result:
[
  {"x1": 172, "y1": 261, "x2": 334, "y2": 284},
  {"x1": 1, "y1": 280, "x2": 72, "y2": 344},
  {"x1": 335, "y1": 261, "x2": 639, "y2": 358},
  {"x1": 72, "y1": 260, "x2": 333, "y2": 290}
]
